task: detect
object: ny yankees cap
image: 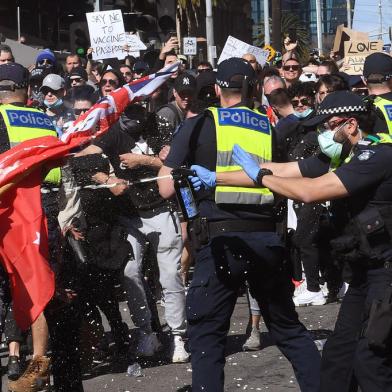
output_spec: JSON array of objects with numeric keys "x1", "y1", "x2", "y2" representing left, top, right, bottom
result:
[{"x1": 173, "y1": 73, "x2": 196, "y2": 94}]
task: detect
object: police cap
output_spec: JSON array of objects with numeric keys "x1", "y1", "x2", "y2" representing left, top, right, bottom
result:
[
  {"x1": 216, "y1": 57, "x2": 256, "y2": 88},
  {"x1": 0, "y1": 63, "x2": 29, "y2": 90},
  {"x1": 304, "y1": 91, "x2": 367, "y2": 126},
  {"x1": 363, "y1": 52, "x2": 392, "y2": 82}
]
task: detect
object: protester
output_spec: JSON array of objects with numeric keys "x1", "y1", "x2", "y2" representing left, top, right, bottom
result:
[
  {"x1": 282, "y1": 56, "x2": 302, "y2": 88},
  {"x1": 315, "y1": 74, "x2": 348, "y2": 105},
  {"x1": 0, "y1": 44, "x2": 14, "y2": 64},
  {"x1": 120, "y1": 64, "x2": 133, "y2": 83},
  {"x1": 64, "y1": 53, "x2": 82, "y2": 75},
  {"x1": 40, "y1": 73, "x2": 74, "y2": 137},
  {"x1": 196, "y1": 61, "x2": 213, "y2": 75},
  {"x1": 98, "y1": 68, "x2": 124, "y2": 98}
]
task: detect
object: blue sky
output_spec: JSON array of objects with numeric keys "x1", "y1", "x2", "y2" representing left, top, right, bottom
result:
[{"x1": 353, "y1": 0, "x2": 392, "y2": 42}]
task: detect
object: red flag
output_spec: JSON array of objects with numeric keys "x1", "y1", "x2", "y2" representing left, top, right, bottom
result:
[{"x1": 0, "y1": 170, "x2": 54, "y2": 330}]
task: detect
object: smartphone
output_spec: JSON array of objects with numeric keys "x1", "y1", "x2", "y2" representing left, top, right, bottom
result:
[{"x1": 288, "y1": 28, "x2": 297, "y2": 43}]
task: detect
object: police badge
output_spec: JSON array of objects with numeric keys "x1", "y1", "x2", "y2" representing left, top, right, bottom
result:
[{"x1": 357, "y1": 150, "x2": 375, "y2": 161}]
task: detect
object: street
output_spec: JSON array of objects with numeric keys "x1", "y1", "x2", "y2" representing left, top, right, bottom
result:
[{"x1": 79, "y1": 296, "x2": 339, "y2": 392}]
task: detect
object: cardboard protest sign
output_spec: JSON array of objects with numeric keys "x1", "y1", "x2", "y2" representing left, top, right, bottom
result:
[
  {"x1": 4, "y1": 39, "x2": 40, "y2": 67},
  {"x1": 86, "y1": 9, "x2": 127, "y2": 60},
  {"x1": 125, "y1": 33, "x2": 147, "y2": 52},
  {"x1": 344, "y1": 40, "x2": 383, "y2": 75},
  {"x1": 332, "y1": 25, "x2": 369, "y2": 58},
  {"x1": 218, "y1": 36, "x2": 269, "y2": 66}
]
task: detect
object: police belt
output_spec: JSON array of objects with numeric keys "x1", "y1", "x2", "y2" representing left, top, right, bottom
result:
[{"x1": 208, "y1": 219, "x2": 276, "y2": 236}]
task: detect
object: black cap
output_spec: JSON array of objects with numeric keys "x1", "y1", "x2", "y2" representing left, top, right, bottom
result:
[
  {"x1": 304, "y1": 91, "x2": 367, "y2": 126},
  {"x1": 174, "y1": 73, "x2": 196, "y2": 94},
  {"x1": 216, "y1": 57, "x2": 255, "y2": 88},
  {"x1": 0, "y1": 63, "x2": 29, "y2": 89},
  {"x1": 29, "y1": 67, "x2": 50, "y2": 84},
  {"x1": 132, "y1": 60, "x2": 149, "y2": 74},
  {"x1": 363, "y1": 52, "x2": 392, "y2": 80},
  {"x1": 69, "y1": 66, "x2": 88, "y2": 81}
]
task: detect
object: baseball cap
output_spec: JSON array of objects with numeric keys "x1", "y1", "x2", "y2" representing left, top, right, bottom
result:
[
  {"x1": 29, "y1": 67, "x2": 50, "y2": 84},
  {"x1": 69, "y1": 66, "x2": 88, "y2": 81},
  {"x1": 40, "y1": 74, "x2": 65, "y2": 92},
  {"x1": 174, "y1": 73, "x2": 196, "y2": 94},
  {"x1": 304, "y1": 91, "x2": 367, "y2": 127},
  {"x1": 0, "y1": 63, "x2": 29, "y2": 89},
  {"x1": 216, "y1": 57, "x2": 255, "y2": 88},
  {"x1": 132, "y1": 60, "x2": 150, "y2": 74},
  {"x1": 363, "y1": 52, "x2": 392, "y2": 81}
]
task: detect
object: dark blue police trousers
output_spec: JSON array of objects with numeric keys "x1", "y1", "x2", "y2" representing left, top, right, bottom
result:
[
  {"x1": 321, "y1": 266, "x2": 392, "y2": 392},
  {"x1": 186, "y1": 231, "x2": 321, "y2": 392}
]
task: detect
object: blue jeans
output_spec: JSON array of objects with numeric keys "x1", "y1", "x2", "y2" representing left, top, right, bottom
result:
[{"x1": 187, "y1": 231, "x2": 321, "y2": 392}]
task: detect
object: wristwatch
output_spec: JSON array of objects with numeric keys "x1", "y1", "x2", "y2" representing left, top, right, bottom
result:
[{"x1": 255, "y1": 168, "x2": 273, "y2": 186}]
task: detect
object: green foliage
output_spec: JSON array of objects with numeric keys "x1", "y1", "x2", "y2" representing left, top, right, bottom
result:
[{"x1": 255, "y1": 12, "x2": 310, "y2": 62}]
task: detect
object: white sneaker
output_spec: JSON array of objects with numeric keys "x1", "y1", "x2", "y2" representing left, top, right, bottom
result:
[
  {"x1": 320, "y1": 282, "x2": 329, "y2": 298},
  {"x1": 293, "y1": 279, "x2": 307, "y2": 297},
  {"x1": 136, "y1": 332, "x2": 162, "y2": 357},
  {"x1": 171, "y1": 335, "x2": 190, "y2": 363},
  {"x1": 293, "y1": 289, "x2": 326, "y2": 307}
]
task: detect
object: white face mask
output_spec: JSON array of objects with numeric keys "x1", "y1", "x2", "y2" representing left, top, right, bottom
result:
[{"x1": 294, "y1": 108, "x2": 313, "y2": 119}]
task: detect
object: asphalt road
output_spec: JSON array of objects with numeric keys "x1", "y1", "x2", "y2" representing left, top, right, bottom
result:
[{"x1": 0, "y1": 296, "x2": 339, "y2": 392}]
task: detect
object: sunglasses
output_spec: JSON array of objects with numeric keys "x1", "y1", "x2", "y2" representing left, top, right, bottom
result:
[
  {"x1": 38, "y1": 59, "x2": 53, "y2": 66},
  {"x1": 283, "y1": 65, "x2": 300, "y2": 71},
  {"x1": 74, "y1": 108, "x2": 90, "y2": 115},
  {"x1": 71, "y1": 78, "x2": 83, "y2": 83},
  {"x1": 100, "y1": 78, "x2": 118, "y2": 87},
  {"x1": 291, "y1": 98, "x2": 311, "y2": 107},
  {"x1": 197, "y1": 68, "x2": 212, "y2": 73},
  {"x1": 41, "y1": 88, "x2": 60, "y2": 95},
  {"x1": 122, "y1": 71, "x2": 132, "y2": 76}
]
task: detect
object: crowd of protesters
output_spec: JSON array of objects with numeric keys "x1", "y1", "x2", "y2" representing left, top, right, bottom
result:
[{"x1": 0, "y1": 29, "x2": 391, "y2": 392}]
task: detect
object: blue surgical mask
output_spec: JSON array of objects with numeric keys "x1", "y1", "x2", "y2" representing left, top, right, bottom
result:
[
  {"x1": 317, "y1": 130, "x2": 342, "y2": 160},
  {"x1": 44, "y1": 98, "x2": 63, "y2": 109},
  {"x1": 294, "y1": 108, "x2": 313, "y2": 119}
]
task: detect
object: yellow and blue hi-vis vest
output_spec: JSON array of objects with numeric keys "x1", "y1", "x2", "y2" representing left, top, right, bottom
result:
[{"x1": 209, "y1": 106, "x2": 274, "y2": 205}]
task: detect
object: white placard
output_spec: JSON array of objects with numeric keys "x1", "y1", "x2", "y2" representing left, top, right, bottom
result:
[
  {"x1": 183, "y1": 37, "x2": 197, "y2": 56},
  {"x1": 86, "y1": 9, "x2": 127, "y2": 60},
  {"x1": 218, "y1": 35, "x2": 269, "y2": 66},
  {"x1": 125, "y1": 33, "x2": 147, "y2": 52}
]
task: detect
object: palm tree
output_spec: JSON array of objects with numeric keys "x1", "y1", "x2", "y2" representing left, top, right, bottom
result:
[{"x1": 255, "y1": 12, "x2": 310, "y2": 62}]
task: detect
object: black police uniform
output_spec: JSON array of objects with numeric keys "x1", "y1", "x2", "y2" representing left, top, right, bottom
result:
[
  {"x1": 165, "y1": 110, "x2": 321, "y2": 391},
  {"x1": 298, "y1": 137, "x2": 392, "y2": 392}
]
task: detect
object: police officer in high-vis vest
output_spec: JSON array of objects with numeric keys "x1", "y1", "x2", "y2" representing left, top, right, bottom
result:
[
  {"x1": 157, "y1": 57, "x2": 321, "y2": 392},
  {"x1": 363, "y1": 52, "x2": 392, "y2": 135},
  {"x1": 0, "y1": 63, "x2": 56, "y2": 390},
  {"x1": 198, "y1": 90, "x2": 392, "y2": 392}
]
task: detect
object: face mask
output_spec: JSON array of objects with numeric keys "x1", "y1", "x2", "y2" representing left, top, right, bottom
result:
[
  {"x1": 44, "y1": 98, "x2": 63, "y2": 109},
  {"x1": 31, "y1": 90, "x2": 44, "y2": 104},
  {"x1": 294, "y1": 108, "x2": 313, "y2": 119},
  {"x1": 318, "y1": 130, "x2": 342, "y2": 160}
]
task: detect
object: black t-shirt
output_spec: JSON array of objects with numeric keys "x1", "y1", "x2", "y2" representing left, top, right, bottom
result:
[
  {"x1": 94, "y1": 122, "x2": 166, "y2": 211},
  {"x1": 299, "y1": 141, "x2": 392, "y2": 217},
  {"x1": 165, "y1": 109, "x2": 275, "y2": 221}
]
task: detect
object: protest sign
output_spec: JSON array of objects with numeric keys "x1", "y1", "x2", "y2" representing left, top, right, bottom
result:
[
  {"x1": 86, "y1": 9, "x2": 127, "y2": 60},
  {"x1": 218, "y1": 36, "x2": 269, "y2": 66},
  {"x1": 332, "y1": 25, "x2": 369, "y2": 58},
  {"x1": 125, "y1": 33, "x2": 147, "y2": 52},
  {"x1": 4, "y1": 39, "x2": 40, "y2": 67},
  {"x1": 344, "y1": 40, "x2": 383, "y2": 75}
]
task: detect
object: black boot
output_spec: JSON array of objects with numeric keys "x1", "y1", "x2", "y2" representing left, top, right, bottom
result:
[{"x1": 7, "y1": 355, "x2": 22, "y2": 381}]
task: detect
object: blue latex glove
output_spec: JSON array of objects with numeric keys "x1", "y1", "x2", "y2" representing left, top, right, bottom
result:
[
  {"x1": 189, "y1": 164, "x2": 216, "y2": 191},
  {"x1": 232, "y1": 144, "x2": 260, "y2": 181}
]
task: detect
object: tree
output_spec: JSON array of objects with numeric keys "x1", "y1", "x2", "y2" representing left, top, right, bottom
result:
[{"x1": 255, "y1": 12, "x2": 310, "y2": 62}]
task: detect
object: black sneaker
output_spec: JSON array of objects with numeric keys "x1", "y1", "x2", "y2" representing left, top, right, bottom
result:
[{"x1": 7, "y1": 355, "x2": 22, "y2": 381}]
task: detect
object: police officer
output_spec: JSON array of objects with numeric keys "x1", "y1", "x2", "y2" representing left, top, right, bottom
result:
[
  {"x1": 194, "y1": 90, "x2": 392, "y2": 392},
  {"x1": 0, "y1": 63, "x2": 54, "y2": 391},
  {"x1": 363, "y1": 52, "x2": 392, "y2": 134},
  {"x1": 158, "y1": 57, "x2": 321, "y2": 392}
]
